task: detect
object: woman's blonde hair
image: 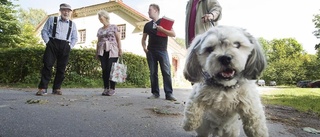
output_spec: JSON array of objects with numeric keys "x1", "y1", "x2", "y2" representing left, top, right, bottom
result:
[{"x1": 98, "y1": 10, "x2": 110, "y2": 24}]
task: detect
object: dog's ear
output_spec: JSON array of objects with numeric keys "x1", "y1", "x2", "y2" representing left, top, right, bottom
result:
[
  {"x1": 183, "y1": 35, "x2": 203, "y2": 82},
  {"x1": 242, "y1": 31, "x2": 267, "y2": 79}
]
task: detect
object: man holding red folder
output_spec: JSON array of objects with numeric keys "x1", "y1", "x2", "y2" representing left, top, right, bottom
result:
[{"x1": 141, "y1": 3, "x2": 177, "y2": 101}]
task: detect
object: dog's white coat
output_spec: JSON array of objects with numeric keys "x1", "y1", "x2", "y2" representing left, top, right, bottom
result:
[{"x1": 183, "y1": 26, "x2": 268, "y2": 137}]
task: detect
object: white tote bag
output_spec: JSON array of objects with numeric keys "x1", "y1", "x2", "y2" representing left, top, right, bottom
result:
[{"x1": 109, "y1": 57, "x2": 127, "y2": 83}]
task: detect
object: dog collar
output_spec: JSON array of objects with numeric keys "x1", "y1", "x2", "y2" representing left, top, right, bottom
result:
[{"x1": 202, "y1": 71, "x2": 240, "y2": 89}]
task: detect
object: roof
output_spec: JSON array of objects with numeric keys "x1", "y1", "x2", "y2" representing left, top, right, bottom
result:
[{"x1": 35, "y1": 1, "x2": 150, "y2": 33}]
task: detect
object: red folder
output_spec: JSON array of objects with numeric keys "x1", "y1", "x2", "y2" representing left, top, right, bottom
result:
[{"x1": 157, "y1": 16, "x2": 174, "y2": 37}]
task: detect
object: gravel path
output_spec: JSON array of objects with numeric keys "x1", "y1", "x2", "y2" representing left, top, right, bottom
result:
[{"x1": 0, "y1": 87, "x2": 318, "y2": 137}]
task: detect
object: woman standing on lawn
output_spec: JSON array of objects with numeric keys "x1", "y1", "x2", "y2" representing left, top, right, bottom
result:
[{"x1": 95, "y1": 10, "x2": 122, "y2": 96}]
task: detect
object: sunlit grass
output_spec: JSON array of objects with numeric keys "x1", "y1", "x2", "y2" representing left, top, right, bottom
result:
[{"x1": 261, "y1": 88, "x2": 320, "y2": 116}]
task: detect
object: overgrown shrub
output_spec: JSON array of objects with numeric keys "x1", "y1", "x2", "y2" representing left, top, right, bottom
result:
[
  {"x1": 121, "y1": 52, "x2": 150, "y2": 87},
  {"x1": 0, "y1": 47, "x2": 43, "y2": 83},
  {"x1": 0, "y1": 47, "x2": 150, "y2": 88}
]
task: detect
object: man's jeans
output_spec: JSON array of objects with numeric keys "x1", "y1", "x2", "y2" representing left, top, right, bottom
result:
[{"x1": 146, "y1": 50, "x2": 173, "y2": 96}]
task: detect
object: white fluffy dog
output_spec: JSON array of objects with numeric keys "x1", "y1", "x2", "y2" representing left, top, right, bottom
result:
[{"x1": 182, "y1": 26, "x2": 269, "y2": 137}]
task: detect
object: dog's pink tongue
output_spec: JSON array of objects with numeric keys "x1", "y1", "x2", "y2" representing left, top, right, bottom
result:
[{"x1": 222, "y1": 71, "x2": 235, "y2": 78}]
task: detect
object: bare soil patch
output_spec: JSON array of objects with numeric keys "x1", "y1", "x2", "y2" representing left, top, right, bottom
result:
[{"x1": 265, "y1": 105, "x2": 320, "y2": 136}]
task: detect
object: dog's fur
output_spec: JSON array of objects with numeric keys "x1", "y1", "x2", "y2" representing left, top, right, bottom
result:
[{"x1": 182, "y1": 26, "x2": 268, "y2": 137}]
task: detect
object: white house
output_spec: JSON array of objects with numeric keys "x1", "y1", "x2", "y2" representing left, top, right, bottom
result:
[{"x1": 35, "y1": 0, "x2": 187, "y2": 85}]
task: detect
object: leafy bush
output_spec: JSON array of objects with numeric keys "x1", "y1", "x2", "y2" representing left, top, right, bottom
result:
[
  {"x1": 0, "y1": 47, "x2": 150, "y2": 88},
  {"x1": 121, "y1": 52, "x2": 150, "y2": 87},
  {"x1": 0, "y1": 47, "x2": 43, "y2": 83}
]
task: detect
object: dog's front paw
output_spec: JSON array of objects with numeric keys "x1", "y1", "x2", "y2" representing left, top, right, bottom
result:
[
  {"x1": 182, "y1": 120, "x2": 198, "y2": 131},
  {"x1": 183, "y1": 124, "x2": 195, "y2": 131}
]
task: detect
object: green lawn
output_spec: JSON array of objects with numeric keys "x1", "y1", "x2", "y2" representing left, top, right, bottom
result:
[{"x1": 261, "y1": 87, "x2": 320, "y2": 116}]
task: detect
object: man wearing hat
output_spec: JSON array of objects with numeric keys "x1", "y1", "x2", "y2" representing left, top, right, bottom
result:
[{"x1": 36, "y1": 3, "x2": 78, "y2": 96}]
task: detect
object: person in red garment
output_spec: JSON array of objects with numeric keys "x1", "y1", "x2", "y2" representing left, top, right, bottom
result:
[{"x1": 185, "y1": 0, "x2": 222, "y2": 49}]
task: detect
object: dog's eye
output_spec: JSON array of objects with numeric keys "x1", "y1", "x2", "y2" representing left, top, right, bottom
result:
[
  {"x1": 233, "y1": 42, "x2": 241, "y2": 48},
  {"x1": 205, "y1": 47, "x2": 214, "y2": 53}
]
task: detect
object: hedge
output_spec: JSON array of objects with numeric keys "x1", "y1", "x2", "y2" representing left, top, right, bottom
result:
[{"x1": 0, "y1": 47, "x2": 150, "y2": 88}]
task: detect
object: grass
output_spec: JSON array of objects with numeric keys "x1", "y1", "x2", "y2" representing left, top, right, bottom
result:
[{"x1": 261, "y1": 87, "x2": 320, "y2": 116}]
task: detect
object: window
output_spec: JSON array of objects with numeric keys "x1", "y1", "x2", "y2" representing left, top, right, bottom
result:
[
  {"x1": 117, "y1": 24, "x2": 126, "y2": 40},
  {"x1": 78, "y1": 29, "x2": 86, "y2": 43}
]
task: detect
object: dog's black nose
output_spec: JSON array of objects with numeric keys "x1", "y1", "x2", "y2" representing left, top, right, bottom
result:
[{"x1": 218, "y1": 55, "x2": 232, "y2": 65}]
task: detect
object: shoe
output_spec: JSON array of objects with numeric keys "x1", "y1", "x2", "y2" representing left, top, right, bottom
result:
[
  {"x1": 147, "y1": 94, "x2": 159, "y2": 99},
  {"x1": 36, "y1": 89, "x2": 47, "y2": 96},
  {"x1": 52, "y1": 89, "x2": 62, "y2": 95},
  {"x1": 166, "y1": 94, "x2": 177, "y2": 101},
  {"x1": 102, "y1": 89, "x2": 109, "y2": 96},
  {"x1": 107, "y1": 89, "x2": 115, "y2": 96}
]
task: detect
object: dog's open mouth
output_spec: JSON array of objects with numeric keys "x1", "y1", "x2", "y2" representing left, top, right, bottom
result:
[{"x1": 217, "y1": 68, "x2": 235, "y2": 80}]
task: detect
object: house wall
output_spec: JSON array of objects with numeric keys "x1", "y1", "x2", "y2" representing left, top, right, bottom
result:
[
  {"x1": 73, "y1": 12, "x2": 146, "y2": 57},
  {"x1": 72, "y1": 12, "x2": 179, "y2": 62}
]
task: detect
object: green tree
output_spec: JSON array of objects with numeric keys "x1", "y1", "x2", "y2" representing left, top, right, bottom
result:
[
  {"x1": 17, "y1": 8, "x2": 47, "y2": 27},
  {"x1": 313, "y1": 10, "x2": 320, "y2": 50},
  {"x1": 303, "y1": 54, "x2": 320, "y2": 80},
  {"x1": 260, "y1": 38, "x2": 306, "y2": 85},
  {"x1": 0, "y1": 0, "x2": 22, "y2": 48},
  {"x1": 16, "y1": 8, "x2": 47, "y2": 47},
  {"x1": 313, "y1": 10, "x2": 320, "y2": 67},
  {"x1": 258, "y1": 37, "x2": 272, "y2": 59},
  {"x1": 268, "y1": 38, "x2": 304, "y2": 61},
  {"x1": 19, "y1": 24, "x2": 42, "y2": 47}
]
